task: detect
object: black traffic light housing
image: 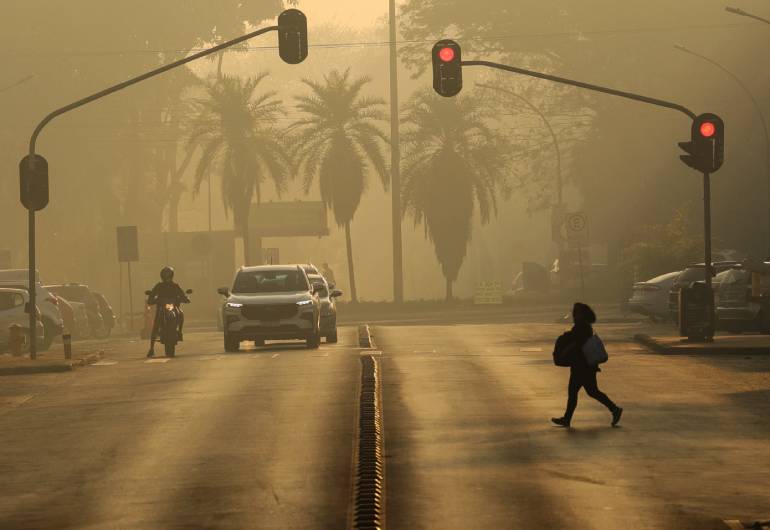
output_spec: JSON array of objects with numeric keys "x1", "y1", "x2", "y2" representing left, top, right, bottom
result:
[
  {"x1": 679, "y1": 113, "x2": 724, "y2": 173},
  {"x1": 19, "y1": 154, "x2": 49, "y2": 211},
  {"x1": 278, "y1": 9, "x2": 308, "y2": 65},
  {"x1": 432, "y1": 40, "x2": 462, "y2": 97}
]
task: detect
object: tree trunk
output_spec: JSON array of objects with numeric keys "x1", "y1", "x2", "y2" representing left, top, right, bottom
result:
[
  {"x1": 242, "y1": 217, "x2": 251, "y2": 266},
  {"x1": 345, "y1": 222, "x2": 358, "y2": 303},
  {"x1": 445, "y1": 276, "x2": 453, "y2": 301}
]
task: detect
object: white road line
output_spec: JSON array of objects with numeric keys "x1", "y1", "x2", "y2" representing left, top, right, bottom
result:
[
  {"x1": 91, "y1": 360, "x2": 118, "y2": 366},
  {"x1": 413, "y1": 349, "x2": 437, "y2": 354},
  {"x1": 311, "y1": 352, "x2": 329, "y2": 357},
  {"x1": 271, "y1": 353, "x2": 280, "y2": 359},
  {"x1": 144, "y1": 358, "x2": 170, "y2": 364},
  {"x1": 520, "y1": 347, "x2": 543, "y2": 352}
]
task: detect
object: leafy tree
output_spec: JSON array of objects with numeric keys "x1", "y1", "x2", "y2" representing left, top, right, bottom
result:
[
  {"x1": 187, "y1": 74, "x2": 289, "y2": 264},
  {"x1": 401, "y1": 90, "x2": 512, "y2": 300},
  {"x1": 289, "y1": 69, "x2": 390, "y2": 302}
]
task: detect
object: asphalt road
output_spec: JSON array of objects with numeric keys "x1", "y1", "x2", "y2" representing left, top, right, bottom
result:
[
  {"x1": 376, "y1": 320, "x2": 770, "y2": 530},
  {"x1": 2, "y1": 316, "x2": 770, "y2": 529},
  {"x1": 0, "y1": 329, "x2": 361, "y2": 529}
]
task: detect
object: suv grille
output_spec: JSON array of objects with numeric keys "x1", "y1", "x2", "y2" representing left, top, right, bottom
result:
[{"x1": 242, "y1": 304, "x2": 298, "y2": 321}]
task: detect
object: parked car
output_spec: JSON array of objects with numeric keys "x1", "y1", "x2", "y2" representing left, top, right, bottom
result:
[
  {"x1": 218, "y1": 265, "x2": 322, "y2": 351},
  {"x1": 55, "y1": 295, "x2": 91, "y2": 339},
  {"x1": 627, "y1": 271, "x2": 681, "y2": 322},
  {"x1": 92, "y1": 292, "x2": 117, "y2": 337},
  {"x1": 0, "y1": 288, "x2": 44, "y2": 351},
  {"x1": 668, "y1": 261, "x2": 740, "y2": 322},
  {"x1": 715, "y1": 264, "x2": 770, "y2": 332},
  {"x1": 307, "y1": 273, "x2": 342, "y2": 343},
  {"x1": 45, "y1": 284, "x2": 107, "y2": 339},
  {"x1": 0, "y1": 269, "x2": 63, "y2": 350}
]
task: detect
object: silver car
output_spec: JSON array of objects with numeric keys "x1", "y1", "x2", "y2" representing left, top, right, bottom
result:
[
  {"x1": 307, "y1": 273, "x2": 342, "y2": 343},
  {"x1": 627, "y1": 271, "x2": 681, "y2": 322},
  {"x1": 218, "y1": 265, "x2": 323, "y2": 351}
]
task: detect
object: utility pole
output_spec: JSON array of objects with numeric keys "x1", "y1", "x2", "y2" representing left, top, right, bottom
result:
[{"x1": 389, "y1": 0, "x2": 404, "y2": 303}]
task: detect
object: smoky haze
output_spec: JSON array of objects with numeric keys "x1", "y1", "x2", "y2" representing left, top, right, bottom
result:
[{"x1": 1, "y1": 0, "x2": 768, "y2": 312}]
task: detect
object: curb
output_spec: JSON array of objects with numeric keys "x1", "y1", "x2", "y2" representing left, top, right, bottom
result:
[
  {"x1": 633, "y1": 333, "x2": 770, "y2": 355},
  {"x1": 0, "y1": 349, "x2": 104, "y2": 376},
  {"x1": 358, "y1": 325, "x2": 373, "y2": 348},
  {"x1": 723, "y1": 521, "x2": 770, "y2": 530},
  {"x1": 352, "y1": 354, "x2": 385, "y2": 530}
]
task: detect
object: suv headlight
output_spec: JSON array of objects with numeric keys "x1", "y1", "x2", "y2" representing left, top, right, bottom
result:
[
  {"x1": 226, "y1": 302, "x2": 243, "y2": 309},
  {"x1": 296, "y1": 299, "x2": 313, "y2": 307}
]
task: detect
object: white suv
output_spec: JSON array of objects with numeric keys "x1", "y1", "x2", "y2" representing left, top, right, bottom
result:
[{"x1": 218, "y1": 265, "x2": 323, "y2": 351}]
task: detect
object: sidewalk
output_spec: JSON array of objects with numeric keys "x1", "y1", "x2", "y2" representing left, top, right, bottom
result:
[
  {"x1": 635, "y1": 332, "x2": 770, "y2": 355},
  {"x1": 0, "y1": 348, "x2": 104, "y2": 375}
]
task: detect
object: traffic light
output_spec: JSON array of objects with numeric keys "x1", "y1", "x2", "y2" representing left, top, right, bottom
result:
[
  {"x1": 432, "y1": 40, "x2": 462, "y2": 97},
  {"x1": 678, "y1": 113, "x2": 724, "y2": 173},
  {"x1": 277, "y1": 9, "x2": 308, "y2": 65},
  {"x1": 19, "y1": 154, "x2": 49, "y2": 211}
]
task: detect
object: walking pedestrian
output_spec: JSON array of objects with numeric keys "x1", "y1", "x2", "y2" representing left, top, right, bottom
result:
[{"x1": 551, "y1": 302, "x2": 623, "y2": 428}]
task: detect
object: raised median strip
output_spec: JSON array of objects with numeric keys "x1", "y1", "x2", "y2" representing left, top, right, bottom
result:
[
  {"x1": 634, "y1": 333, "x2": 770, "y2": 356},
  {"x1": 724, "y1": 521, "x2": 770, "y2": 530},
  {"x1": 358, "y1": 324, "x2": 374, "y2": 348},
  {"x1": 0, "y1": 349, "x2": 104, "y2": 376},
  {"x1": 352, "y1": 354, "x2": 385, "y2": 530}
]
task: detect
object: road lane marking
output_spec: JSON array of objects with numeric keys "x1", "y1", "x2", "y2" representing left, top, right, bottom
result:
[
  {"x1": 271, "y1": 353, "x2": 280, "y2": 359},
  {"x1": 413, "y1": 349, "x2": 436, "y2": 354},
  {"x1": 91, "y1": 360, "x2": 118, "y2": 366},
  {"x1": 311, "y1": 352, "x2": 328, "y2": 357},
  {"x1": 520, "y1": 347, "x2": 543, "y2": 352},
  {"x1": 144, "y1": 358, "x2": 169, "y2": 364}
]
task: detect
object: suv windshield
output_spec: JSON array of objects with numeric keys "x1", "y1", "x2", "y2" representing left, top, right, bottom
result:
[{"x1": 233, "y1": 270, "x2": 308, "y2": 294}]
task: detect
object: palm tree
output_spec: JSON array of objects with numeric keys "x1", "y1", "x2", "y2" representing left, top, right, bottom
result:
[
  {"x1": 401, "y1": 90, "x2": 512, "y2": 300},
  {"x1": 187, "y1": 74, "x2": 288, "y2": 264},
  {"x1": 289, "y1": 69, "x2": 390, "y2": 302}
]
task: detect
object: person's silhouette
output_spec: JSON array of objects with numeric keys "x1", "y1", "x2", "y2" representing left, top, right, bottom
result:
[{"x1": 551, "y1": 303, "x2": 623, "y2": 427}]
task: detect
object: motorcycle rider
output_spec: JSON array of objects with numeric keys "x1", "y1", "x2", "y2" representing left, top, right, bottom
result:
[{"x1": 147, "y1": 266, "x2": 189, "y2": 358}]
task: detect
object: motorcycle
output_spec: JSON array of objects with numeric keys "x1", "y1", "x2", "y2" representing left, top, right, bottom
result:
[{"x1": 144, "y1": 288, "x2": 192, "y2": 357}]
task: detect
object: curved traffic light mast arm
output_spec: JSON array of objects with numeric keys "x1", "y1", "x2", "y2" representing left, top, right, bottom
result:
[
  {"x1": 28, "y1": 25, "x2": 278, "y2": 155},
  {"x1": 462, "y1": 60, "x2": 697, "y2": 120}
]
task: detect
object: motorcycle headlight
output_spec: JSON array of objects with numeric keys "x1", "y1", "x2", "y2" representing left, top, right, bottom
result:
[{"x1": 226, "y1": 302, "x2": 243, "y2": 309}]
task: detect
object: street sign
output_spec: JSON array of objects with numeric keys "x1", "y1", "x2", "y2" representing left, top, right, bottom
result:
[
  {"x1": 19, "y1": 154, "x2": 49, "y2": 211},
  {"x1": 474, "y1": 281, "x2": 503, "y2": 304},
  {"x1": 565, "y1": 212, "x2": 589, "y2": 246},
  {"x1": 249, "y1": 201, "x2": 329, "y2": 237},
  {"x1": 116, "y1": 226, "x2": 139, "y2": 262}
]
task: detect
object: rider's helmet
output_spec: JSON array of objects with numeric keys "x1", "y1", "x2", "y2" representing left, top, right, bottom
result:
[{"x1": 160, "y1": 266, "x2": 175, "y2": 282}]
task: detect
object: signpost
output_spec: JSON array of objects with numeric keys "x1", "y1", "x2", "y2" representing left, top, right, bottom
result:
[
  {"x1": 565, "y1": 212, "x2": 589, "y2": 299},
  {"x1": 116, "y1": 226, "x2": 139, "y2": 332}
]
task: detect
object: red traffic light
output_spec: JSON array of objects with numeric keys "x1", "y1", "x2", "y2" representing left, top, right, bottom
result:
[
  {"x1": 700, "y1": 121, "x2": 716, "y2": 138},
  {"x1": 438, "y1": 47, "x2": 455, "y2": 62}
]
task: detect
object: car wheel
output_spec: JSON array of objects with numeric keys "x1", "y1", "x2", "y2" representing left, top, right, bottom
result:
[
  {"x1": 39, "y1": 320, "x2": 56, "y2": 351},
  {"x1": 306, "y1": 330, "x2": 321, "y2": 349},
  {"x1": 224, "y1": 333, "x2": 240, "y2": 352},
  {"x1": 326, "y1": 329, "x2": 338, "y2": 344}
]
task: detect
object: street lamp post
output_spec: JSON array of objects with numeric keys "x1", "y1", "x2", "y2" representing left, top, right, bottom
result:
[
  {"x1": 475, "y1": 82, "x2": 566, "y2": 290},
  {"x1": 389, "y1": 0, "x2": 404, "y2": 304},
  {"x1": 674, "y1": 42, "x2": 770, "y2": 257},
  {"x1": 21, "y1": 10, "x2": 308, "y2": 358}
]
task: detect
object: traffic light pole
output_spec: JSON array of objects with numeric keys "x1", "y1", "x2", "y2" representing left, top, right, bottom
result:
[
  {"x1": 22, "y1": 23, "x2": 284, "y2": 358},
  {"x1": 703, "y1": 171, "x2": 715, "y2": 340}
]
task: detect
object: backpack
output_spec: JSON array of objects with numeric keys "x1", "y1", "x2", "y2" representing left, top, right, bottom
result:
[{"x1": 552, "y1": 333, "x2": 578, "y2": 367}]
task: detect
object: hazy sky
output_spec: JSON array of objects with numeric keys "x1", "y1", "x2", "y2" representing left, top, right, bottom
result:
[{"x1": 298, "y1": 0, "x2": 401, "y2": 28}]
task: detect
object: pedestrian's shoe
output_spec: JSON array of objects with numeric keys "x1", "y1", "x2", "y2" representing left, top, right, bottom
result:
[
  {"x1": 611, "y1": 407, "x2": 623, "y2": 426},
  {"x1": 551, "y1": 417, "x2": 570, "y2": 428},
  {"x1": 146, "y1": 349, "x2": 155, "y2": 358}
]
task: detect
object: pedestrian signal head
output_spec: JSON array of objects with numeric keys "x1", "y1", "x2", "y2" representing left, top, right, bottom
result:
[
  {"x1": 432, "y1": 40, "x2": 462, "y2": 97},
  {"x1": 278, "y1": 9, "x2": 308, "y2": 64}
]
